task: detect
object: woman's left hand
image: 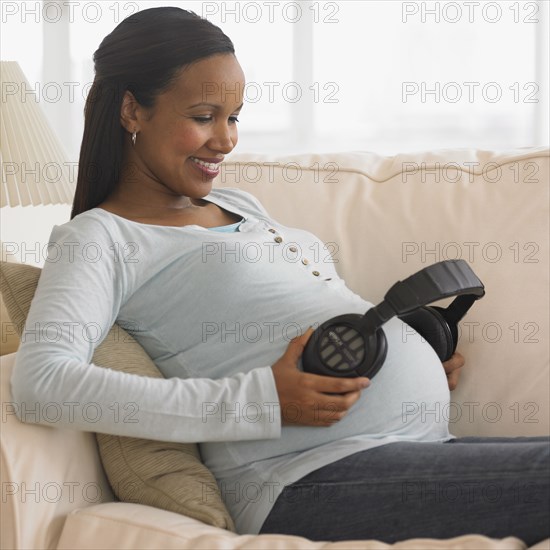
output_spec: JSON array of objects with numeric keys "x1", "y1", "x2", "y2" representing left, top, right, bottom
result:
[{"x1": 442, "y1": 352, "x2": 465, "y2": 391}]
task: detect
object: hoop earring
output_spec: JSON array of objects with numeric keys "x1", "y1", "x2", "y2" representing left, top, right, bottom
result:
[{"x1": 132, "y1": 131, "x2": 137, "y2": 147}]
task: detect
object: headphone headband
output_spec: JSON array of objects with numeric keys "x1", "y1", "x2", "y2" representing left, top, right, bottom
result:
[
  {"x1": 302, "y1": 259, "x2": 486, "y2": 378},
  {"x1": 362, "y1": 260, "x2": 485, "y2": 330}
]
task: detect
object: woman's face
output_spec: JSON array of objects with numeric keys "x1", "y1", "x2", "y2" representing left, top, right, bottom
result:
[{"x1": 123, "y1": 53, "x2": 245, "y2": 202}]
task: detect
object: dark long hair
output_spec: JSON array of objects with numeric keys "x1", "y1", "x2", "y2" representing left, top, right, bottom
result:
[{"x1": 70, "y1": 7, "x2": 235, "y2": 219}]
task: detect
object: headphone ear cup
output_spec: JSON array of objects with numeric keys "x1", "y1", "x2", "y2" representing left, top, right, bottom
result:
[
  {"x1": 399, "y1": 306, "x2": 455, "y2": 362},
  {"x1": 363, "y1": 329, "x2": 387, "y2": 379},
  {"x1": 302, "y1": 314, "x2": 388, "y2": 378},
  {"x1": 431, "y1": 306, "x2": 458, "y2": 356}
]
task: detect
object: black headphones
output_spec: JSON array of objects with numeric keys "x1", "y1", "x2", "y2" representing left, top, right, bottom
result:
[{"x1": 302, "y1": 259, "x2": 485, "y2": 379}]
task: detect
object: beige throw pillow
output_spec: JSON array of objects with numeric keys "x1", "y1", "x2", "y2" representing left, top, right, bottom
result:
[
  {"x1": 0, "y1": 260, "x2": 236, "y2": 532},
  {"x1": 1, "y1": 291, "x2": 20, "y2": 355}
]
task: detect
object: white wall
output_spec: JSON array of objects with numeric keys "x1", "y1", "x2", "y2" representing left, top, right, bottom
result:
[{"x1": 1, "y1": 205, "x2": 72, "y2": 266}]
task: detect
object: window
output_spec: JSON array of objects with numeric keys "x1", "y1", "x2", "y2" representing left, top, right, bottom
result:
[{"x1": 2, "y1": 0, "x2": 548, "y2": 159}]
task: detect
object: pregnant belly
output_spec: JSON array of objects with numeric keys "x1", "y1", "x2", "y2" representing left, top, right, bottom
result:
[{"x1": 201, "y1": 316, "x2": 451, "y2": 472}]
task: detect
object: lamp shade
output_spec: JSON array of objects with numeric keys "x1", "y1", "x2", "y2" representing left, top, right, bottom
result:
[{"x1": 1, "y1": 61, "x2": 75, "y2": 207}]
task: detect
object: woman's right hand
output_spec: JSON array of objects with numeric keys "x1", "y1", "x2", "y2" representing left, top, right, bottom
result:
[{"x1": 271, "y1": 327, "x2": 371, "y2": 427}]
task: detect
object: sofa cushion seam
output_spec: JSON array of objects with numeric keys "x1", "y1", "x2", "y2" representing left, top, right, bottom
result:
[{"x1": 66, "y1": 510, "x2": 227, "y2": 541}]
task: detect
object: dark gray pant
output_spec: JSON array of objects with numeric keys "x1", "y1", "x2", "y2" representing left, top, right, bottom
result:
[{"x1": 259, "y1": 437, "x2": 550, "y2": 545}]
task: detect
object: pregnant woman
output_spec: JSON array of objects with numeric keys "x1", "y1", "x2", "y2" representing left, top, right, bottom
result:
[{"x1": 12, "y1": 6, "x2": 549, "y2": 545}]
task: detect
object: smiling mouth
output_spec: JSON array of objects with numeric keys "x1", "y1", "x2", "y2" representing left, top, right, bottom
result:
[
  {"x1": 189, "y1": 157, "x2": 221, "y2": 178},
  {"x1": 190, "y1": 157, "x2": 221, "y2": 171}
]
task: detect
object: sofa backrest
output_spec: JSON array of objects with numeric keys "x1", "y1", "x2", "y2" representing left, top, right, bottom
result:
[
  {"x1": 215, "y1": 147, "x2": 550, "y2": 438},
  {"x1": 0, "y1": 354, "x2": 114, "y2": 550}
]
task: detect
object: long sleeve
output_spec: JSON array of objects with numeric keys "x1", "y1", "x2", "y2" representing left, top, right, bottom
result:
[{"x1": 10, "y1": 220, "x2": 282, "y2": 443}]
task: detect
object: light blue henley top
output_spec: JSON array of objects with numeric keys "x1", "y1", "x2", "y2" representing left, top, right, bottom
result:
[{"x1": 11, "y1": 188, "x2": 455, "y2": 535}]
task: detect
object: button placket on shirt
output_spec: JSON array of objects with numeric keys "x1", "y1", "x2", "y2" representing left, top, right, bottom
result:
[{"x1": 266, "y1": 226, "x2": 330, "y2": 280}]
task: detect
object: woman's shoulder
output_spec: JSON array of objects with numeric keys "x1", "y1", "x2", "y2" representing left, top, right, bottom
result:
[{"x1": 48, "y1": 208, "x2": 121, "y2": 245}]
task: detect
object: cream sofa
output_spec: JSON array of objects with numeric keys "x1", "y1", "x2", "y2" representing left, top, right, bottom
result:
[{"x1": 1, "y1": 147, "x2": 549, "y2": 550}]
